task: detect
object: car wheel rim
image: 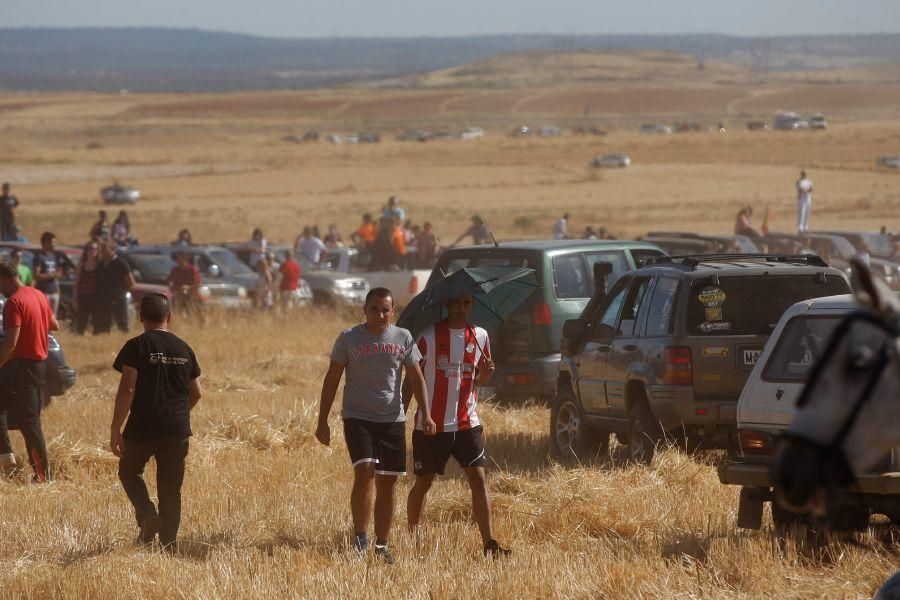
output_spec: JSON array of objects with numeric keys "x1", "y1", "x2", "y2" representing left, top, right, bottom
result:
[{"x1": 555, "y1": 401, "x2": 580, "y2": 453}]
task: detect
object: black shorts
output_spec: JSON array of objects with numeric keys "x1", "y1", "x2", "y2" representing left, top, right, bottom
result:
[
  {"x1": 343, "y1": 418, "x2": 407, "y2": 476},
  {"x1": 412, "y1": 425, "x2": 486, "y2": 476}
]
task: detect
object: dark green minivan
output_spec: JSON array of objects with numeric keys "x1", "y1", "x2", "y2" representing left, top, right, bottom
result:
[{"x1": 427, "y1": 240, "x2": 665, "y2": 402}]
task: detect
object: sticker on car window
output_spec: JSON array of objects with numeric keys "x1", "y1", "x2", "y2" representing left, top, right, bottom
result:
[
  {"x1": 702, "y1": 346, "x2": 730, "y2": 358},
  {"x1": 698, "y1": 286, "x2": 726, "y2": 322},
  {"x1": 700, "y1": 321, "x2": 732, "y2": 333}
]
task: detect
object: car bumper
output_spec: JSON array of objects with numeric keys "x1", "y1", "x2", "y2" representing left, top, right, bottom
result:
[
  {"x1": 481, "y1": 354, "x2": 560, "y2": 401},
  {"x1": 649, "y1": 386, "x2": 737, "y2": 430},
  {"x1": 207, "y1": 297, "x2": 252, "y2": 310},
  {"x1": 718, "y1": 462, "x2": 900, "y2": 495},
  {"x1": 47, "y1": 366, "x2": 77, "y2": 397},
  {"x1": 334, "y1": 290, "x2": 367, "y2": 306}
]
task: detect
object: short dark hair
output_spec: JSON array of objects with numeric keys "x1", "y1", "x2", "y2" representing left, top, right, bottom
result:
[
  {"x1": 10, "y1": 249, "x2": 21, "y2": 258},
  {"x1": 0, "y1": 262, "x2": 16, "y2": 279},
  {"x1": 40, "y1": 231, "x2": 55, "y2": 245},
  {"x1": 140, "y1": 293, "x2": 170, "y2": 322},
  {"x1": 365, "y1": 287, "x2": 393, "y2": 307}
]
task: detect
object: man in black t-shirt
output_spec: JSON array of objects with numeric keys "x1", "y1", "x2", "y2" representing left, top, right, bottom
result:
[
  {"x1": 96, "y1": 239, "x2": 135, "y2": 333},
  {"x1": 110, "y1": 293, "x2": 202, "y2": 552},
  {"x1": 32, "y1": 231, "x2": 73, "y2": 315}
]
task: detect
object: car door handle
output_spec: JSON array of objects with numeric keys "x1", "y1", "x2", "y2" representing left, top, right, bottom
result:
[{"x1": 623, "y1": 344, "x2": 638, "y2": 352}]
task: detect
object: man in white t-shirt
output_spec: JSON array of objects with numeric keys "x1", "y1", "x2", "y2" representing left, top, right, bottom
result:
[
  {"x1": 403, "y1": 294, "x2": 510, "y2": 558},
  {"x1": 796, "y1": 171, "x2": 814, "y2": 233}
]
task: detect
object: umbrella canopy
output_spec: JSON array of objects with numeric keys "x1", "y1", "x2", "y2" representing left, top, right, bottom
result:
[{"x1": 397, "y1": 266, "x2": 539, "y2": 339}]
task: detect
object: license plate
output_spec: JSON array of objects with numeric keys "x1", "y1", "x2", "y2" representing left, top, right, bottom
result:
[{"x1": 743, "y1": 349, "x2": 762, "y2": 366}]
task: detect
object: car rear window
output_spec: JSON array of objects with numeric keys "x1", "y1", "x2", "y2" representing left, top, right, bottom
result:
[
  {"x1": 433, "y1": 254, "x2": 536, "y2": 282},
  {"x1": 686, "y1": 274, "x2": 849, "y2": 335},
  {"x1": 762, "y1": 316, "x2": 842, "y2": 381}
]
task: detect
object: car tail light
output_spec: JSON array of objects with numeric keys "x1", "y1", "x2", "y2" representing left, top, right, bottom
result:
[
  {"x1": 504, "y1": 373, "x2": 535, "y2": 385},
  {"x1": 664, "y1": 346, "x2": 693, "y2": 385},
  {"x1": 739, "y1": 430, "x2": 774, "y2": 456},
  {"x1": 408, "y1": 276, "x2": 419, "y2": 295},
  {"x1": 532, "y1": 301, "x2": 552, "y2": 325}
]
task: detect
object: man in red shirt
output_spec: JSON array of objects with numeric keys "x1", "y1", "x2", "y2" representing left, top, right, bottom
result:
[
  {"x1": 167, "y1": 252, "x2": 203, "y2": 319},
  {"x1": 278, "y1": 250, "x2": 301, "y2": 309},
  {"x1": 0, "y1": 262, "x2": 59, "y2": 481}
]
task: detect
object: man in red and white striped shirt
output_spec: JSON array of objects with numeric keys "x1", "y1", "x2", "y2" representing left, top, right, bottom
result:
[{"x1": 404, "y1": 294, "x2": 510, "y2": 557}]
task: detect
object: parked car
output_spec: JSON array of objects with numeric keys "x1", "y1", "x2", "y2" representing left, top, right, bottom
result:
[
  {"x1": 101, "y1": 182, "x2": 140, "y2": 205},
  {"x1": 397, "y1": 130, "x2": 431, "y2": 142},
  {"x1": 509, "y1": 125, "x2": 531, "y2": 138},
  {"x1": 640, "y1": 124, "x2": 672, "y2": 135},
  {"x1": 425, "y1": 240, "x2": 667, "y2": 403},
  {"x1": 538, "y1": 125, "x2": 562, "y2": 137},
  {"x1": 747, "y1": 121, "x2": 769, "y2": 131},
  {"x1": 591, "y1": 153, "x2": 631, "y2": 168},
  {"x1": 460, "y1": 127, "x2": 485, "y2": 141},
  {"x1": 643, "y1": 231, "x2": 760, "y2": 254},
  {"x1": 120, "y1": 245, "x2": 278, "y2": 310},
  {"x1": 222, "y1": 243, "x2": 368, "y2": 308},
  {"x1": 0, "y1": 295, "x2": 76, "y2": 407},
  {"x1": 774, "y1": 112, "x2": 808, "y2": 131},
  {"x1": 636, "y1": 236, "x2": 711, "y2": 257},
  {"x1": 318, "y1": 247, "x2": 428, "y2": 307},
  {"x1": 555, "y1": 254, "x2": 850, "y2": 463},
  {"x1": 877, "y1": 155, "x2": 900, "y2": 169},
  {"x1": 718, "y1": 294, "x2": 900, "y2": 530},
  {"x1": 807, "y1": 114, "x2": 828, "y2": 130}
]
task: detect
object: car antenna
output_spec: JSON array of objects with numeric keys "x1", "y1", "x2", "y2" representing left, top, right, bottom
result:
[{"x1": 485, "y1": 219, "x2": 499, "y2": 247}]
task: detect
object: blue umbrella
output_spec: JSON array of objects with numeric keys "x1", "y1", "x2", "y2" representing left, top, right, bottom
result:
[{"x1": 397, "y1": 266, "x2": 539, "y2": 340}]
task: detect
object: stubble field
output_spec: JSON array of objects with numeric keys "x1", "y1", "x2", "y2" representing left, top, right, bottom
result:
[{"x1": 1, "y1": 81, "x2": 900, "y2": 598}]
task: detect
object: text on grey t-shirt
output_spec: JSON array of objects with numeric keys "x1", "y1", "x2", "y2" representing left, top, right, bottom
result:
[{"x1": 330, "y1": 323, "x2": 422, "y2": 423}]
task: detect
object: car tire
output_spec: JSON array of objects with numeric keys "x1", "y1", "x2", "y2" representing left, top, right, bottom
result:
[
  {"x1": 312, "y1": 290, "x2": 336, "y2": 308},
  {"x1": 627, "y1": 399, "x2": 663, "y2": 465},
  {"x1": 771, "y1": 502, "x2": 810, "y2": 531},
  {"x1": 550, "y1": 388, "x2": 609, "y2": 462}
]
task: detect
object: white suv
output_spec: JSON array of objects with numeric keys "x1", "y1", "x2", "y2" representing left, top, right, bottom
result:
[{"x1": 718, "y1": 294, "x2": 900, "y2": 530}]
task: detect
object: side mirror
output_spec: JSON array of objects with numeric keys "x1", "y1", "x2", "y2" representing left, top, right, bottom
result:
[
  {"x1": 594, "y1": 322, "x2": 616, "y2": 340},
  {"x1": 593, "y1": 261, "x2": 613, "y2": 297},
  {"x1": 207, "y1": 264, "x2": 221, "y2": 278},
  {"x1": 563, "y1": 319, "x2": 588, "y2": 339}
]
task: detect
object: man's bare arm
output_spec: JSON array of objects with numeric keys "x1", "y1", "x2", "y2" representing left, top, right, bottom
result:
[
  {"x1": 406, "y1": 362, "x2": 436, "y2": 435},
  {"x1": 0, "y1": 326, "x2": 20, "y2": 368},
  {"x1": 316, "y1": 361, "x2": 344, "y2": 446},
  {"x1": 109, "y1": 366, "x2": 138, "y2": 456},
  {"x1": 188, "y1": 377, "x2": 202, "y2": 409},
  {"x1": 49, "y1": 314, "x2": 59, "y2": 332}
]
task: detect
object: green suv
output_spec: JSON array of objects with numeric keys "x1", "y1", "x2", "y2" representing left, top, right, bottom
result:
[
  {"x1": 427, "y1": 240, "x2": 666, "y2": 403},
  {"x1": 554, "y1": 254, "x2": 851, "y2": 463}
]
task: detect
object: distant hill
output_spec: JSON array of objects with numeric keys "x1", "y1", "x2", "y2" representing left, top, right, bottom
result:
[{"x1": 1, "y1": 28, "x2": 899, "y2": 92}]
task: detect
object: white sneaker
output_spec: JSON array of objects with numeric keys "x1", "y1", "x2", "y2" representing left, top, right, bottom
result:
[{"x1": 0, "y1": 453, "x2": 17, "y2": 477}]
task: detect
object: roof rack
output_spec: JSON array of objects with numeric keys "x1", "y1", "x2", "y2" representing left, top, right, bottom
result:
[{"x1": 647, "y1": 253, "x2": 829, "y2": 270}]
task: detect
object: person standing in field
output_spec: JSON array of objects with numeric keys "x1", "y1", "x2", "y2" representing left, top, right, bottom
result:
[
  {"x1": 351, "y1": 213, "x2": 378, "y2": 253},
  {"x1": 110, "y1": 293, "x2": 202, "y2": 552},
  {"x1": 96, "y1": 239, "x2": 135, "y2": 333},
  {"x1": 316, "y1": 287, "x2": 436, "y2": 563},
  {"x1": 72, "y1": 240, "x2": 102, "y2": 335},
  {"x1": 32, "y1": 231, "x2": 73, "y2": 316},
  {"x1": 796, "y1": 170, "x2": 814, "y2": 234},
  {"x1": 553, "y1": 212, "x2": 570, "y2": 240},
  {"x1": 451, "y1": 215, "x2": 493, "y2": 247},
  {"x1": 246, "y1": 228, "x2": 267, "y2": 269},
  {"x1": 10, "y1": 249, "x2": 33, "y2": 287},
  {"x1": 0, "y1": 261, "x2": 58, "y2": 480},
  {"x1": 0, "y1": 182, "x2": 19, "y2": 242},
  {"x1": 404, "y1": 294, "x2": 510, "y2": 558},
  {"x1": 278, "y1": 249, "x2": 301, "y2": 309}
]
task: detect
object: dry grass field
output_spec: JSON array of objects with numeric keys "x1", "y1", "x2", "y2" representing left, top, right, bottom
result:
[{"x1": 1, "y1": 63, "x2": 900, "y2": 597}]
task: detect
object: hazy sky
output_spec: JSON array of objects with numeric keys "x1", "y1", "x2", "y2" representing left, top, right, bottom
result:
[{"x1": 4, "y1": 0, "x2": 900, "y2": 38}]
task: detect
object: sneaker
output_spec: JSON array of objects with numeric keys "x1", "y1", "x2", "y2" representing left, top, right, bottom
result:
[
  {"x1": 483, "y1": 539, "x2": 511, "y2": 559},
  {"x1": 138, "y1": 512, "x2": 161, "y2": 546},
  {"x1": 374, "y1": 544, "x2": 395, "y2": 565},
  {"x1": 352, "y1": 534, "x2": 369, "y2": 556}
]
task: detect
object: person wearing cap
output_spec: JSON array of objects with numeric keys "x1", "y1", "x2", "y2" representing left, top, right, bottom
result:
[
  {"x1": 0, "y1": 261, "x2": 58, "y2": 480},
  {"x1": 110, "y1": 293, "x2": 202, "y2": 552}
]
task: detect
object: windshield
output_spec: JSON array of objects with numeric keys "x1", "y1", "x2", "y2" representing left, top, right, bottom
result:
[
  {"x1": 687, "y1": 274, "x2": 849, "y2": 335},
  {"x1": 129, "y1": 253, "x2": 176, "y2": 280},
  {"x1": 860, "y1": 233, "x2": 895, "y2": 258},
  {"x1": 209, "y1": 249, "x2": 253, "y2": 276},
  {"x1": 762, "y1": 316, "x2": 842, "y2": 381},
  {"x1": 435, "y1": 254, "x2": 535, "y2": 281},
  {"x1": 815, "y1": 235, "x2": 856, "y2": 260}
]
